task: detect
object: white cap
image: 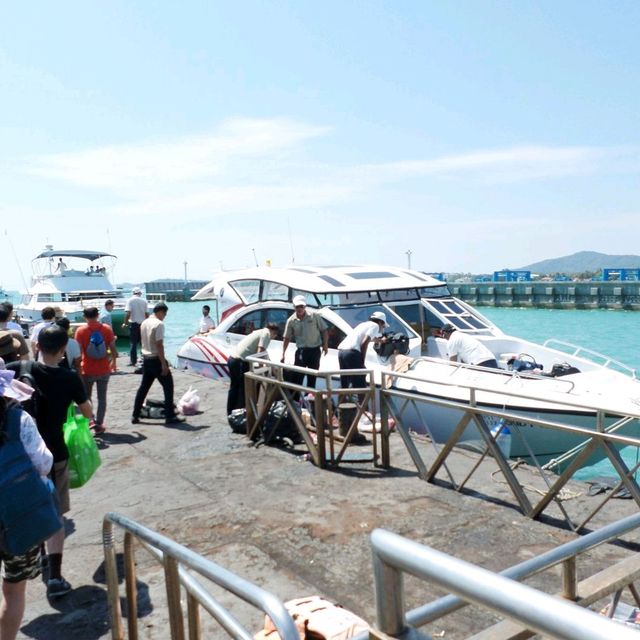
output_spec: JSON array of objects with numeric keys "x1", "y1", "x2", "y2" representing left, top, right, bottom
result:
[
  {"x1": 370, "y1": 311, "x2": 388, "y2": 327},
  {"x1": 292, "y1": 295, "x2": 307, "y2": 307},
  {"x1": 132, "y1": 287, "x2": 142, "y2": 295}
]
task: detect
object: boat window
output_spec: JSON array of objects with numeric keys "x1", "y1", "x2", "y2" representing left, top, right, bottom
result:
[
  {"x1": 21, "y1": 295, "x2": 32, "y2": 305},
  {"x1": 260, "y1": 281, "x2": 290, "y2": 302},
  {"x1": 447, "y1": 301, "x2": 466, "y2": 314},
  {"x1": 229, "y1": 280, "x2": 261, "y2": 305},
  {"x1": 418, "y1": 285, "x2": 450, "y2": 298},
  {"x1": 387, "y1": 302, "x2": 427, "y2": 344},
  {"x1": 37, "y1": 293, "x2": 62, "y2": 303},
  {"x1": 318, "y1": 275, "x2": 345, "y2": 287},
  {"x1": 291, "y1": 290, "x2": 318, "y2": 307},
  {"x1": 422, "y1": 298, "x2": 493, "y2": 333},
  {"x1": 263, "y1": 308, "x2": 291, "y2": 340},
  {"x1": 379, "y1": 289, "x2": 420, "y2": 302},
  {"x1": 324, "y1": 320, "x2": 347, "y2": 349},
  {"x1": 331, "y1": 305, "x2": 416, "y2": 338},
  {"x1": 335, "y1": 291, "x2": 378, "y2": 305},
  {"x1": 346, "y1": 271, "x2": 397, "y2": 280},
  {"x1": 227, "y1": 309, "x2": 263, "y2": 336}
]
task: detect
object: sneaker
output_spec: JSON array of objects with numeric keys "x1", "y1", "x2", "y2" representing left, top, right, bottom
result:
[
  {"x1": 47, "y1": 577, "x2": 72, "y2": 598},
  {"x1": 131, "y1": 416, "x2": 140, "y2": 424},
  {"x1": 165, "y1": 415, "x2": 185, "y2": 425}
]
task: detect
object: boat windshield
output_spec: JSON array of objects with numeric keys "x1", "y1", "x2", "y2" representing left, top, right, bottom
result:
[
  {"x1": 423, "y1": 297, "x2": 495, "y2": 333},
  {"x1": 330, "y1": 304, "x2": 418, "y2": 338}
]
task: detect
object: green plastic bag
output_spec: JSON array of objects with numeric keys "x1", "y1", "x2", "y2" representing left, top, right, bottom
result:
[{"x1": 63, "y1": 404, "x2": 101, "y2": 488}]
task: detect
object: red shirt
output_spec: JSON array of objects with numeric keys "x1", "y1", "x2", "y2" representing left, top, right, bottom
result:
[{"x1": 75, "y1": 320, "x2": 115, "y2": 376}]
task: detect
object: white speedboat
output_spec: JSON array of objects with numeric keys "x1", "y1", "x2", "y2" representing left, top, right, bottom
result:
[
  {"x1": 14, "y1": 247, "x2": 129, "y2": 335},
  {"x1": 177, "y1": 265, "x2": 640, "y2": 459}
]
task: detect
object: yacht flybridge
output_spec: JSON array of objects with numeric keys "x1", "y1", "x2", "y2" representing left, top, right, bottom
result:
[{"x1": 177, "y1": 264, "x2": 640, "y2": 459}]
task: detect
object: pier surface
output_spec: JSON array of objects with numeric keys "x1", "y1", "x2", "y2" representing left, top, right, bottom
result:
[{"x1": 19, "y1": 367, "x2": 639, "y2": 639}]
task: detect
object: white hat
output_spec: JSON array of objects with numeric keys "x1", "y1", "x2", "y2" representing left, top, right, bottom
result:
[
  {"x1": 0, "y1": 368, "x2": 34, "y2": 404},
  {"x1": 292, "y1": 295, "x2": 307, "y2": 307},
  {"x1": 370, "y1": 311, "x2": 388, "y2": 327},
  {"x1": 132, "y1": 287, "x2": 142, "y2": 295}
]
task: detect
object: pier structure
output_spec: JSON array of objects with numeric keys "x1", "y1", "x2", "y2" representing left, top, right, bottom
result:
[
  {"x1": 144, "y1": 278, "x2": 209, "y2": 302},
  {"x1": 449, "y1": 280, "x2": 640, "y2": 310}
]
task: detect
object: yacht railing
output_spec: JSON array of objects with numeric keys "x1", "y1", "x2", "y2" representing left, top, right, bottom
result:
[
  {"x1": 366, "y1": 526, "x2": 640, "y2": 640},
  {"x1": 543, "y1": 338, "x2": 637, "y2": 378},
  {"x1": 102, "y1": 512, "x2": 300, "y2": 640}
]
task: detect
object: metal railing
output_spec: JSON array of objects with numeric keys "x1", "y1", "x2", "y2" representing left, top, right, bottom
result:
[
  {"x1": 543, "y1": 338, "x2": 637, "y2": 378},
  {"x1": 102, "y1": 512, "x2": 300, "y2": 640},
  {"x1": 368, "y1": 524, "x2": 640, "y2": 640},
  {"x1": 379, "y1": 367, "x2": 640, "y2": 531}
]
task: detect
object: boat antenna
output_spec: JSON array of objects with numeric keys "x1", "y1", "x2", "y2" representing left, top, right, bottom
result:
[
  {"x1": 287, "y1": 216, "x2": 295, "y2": 264},
  {"x1": 251, "y1": 248, "x2": 258, "y2": 267},
  {"x1": 3, "y1": 229, "x2": 29, "y2": 291}
]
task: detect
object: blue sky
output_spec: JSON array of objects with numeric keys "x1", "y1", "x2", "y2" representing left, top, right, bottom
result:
[{"x1": 1, "y1": 1, "x2": 638, "y2": 290}]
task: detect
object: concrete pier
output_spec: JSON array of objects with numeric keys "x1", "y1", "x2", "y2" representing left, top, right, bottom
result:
[
  {"x1": 450, "y1": 280, "x2": 640, "y2": 310},
  {"x1": 19, "y1": 367, "x2": 640, "y2": 639}
]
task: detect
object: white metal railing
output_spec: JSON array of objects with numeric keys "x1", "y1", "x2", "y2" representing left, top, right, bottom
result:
[
  {"x1": 368, "y1": 527, "x2": 640, "y2": 640},
  {"x1": 543, "y1": 338, "x2": 637, "y2": 378}
]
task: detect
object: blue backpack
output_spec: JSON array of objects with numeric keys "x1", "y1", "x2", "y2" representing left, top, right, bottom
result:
[
  {"x1": 86, "y1": 330, "x2": 107, "y2": 359},
  {"x1": 0, "y1": 406, "x2": 62, "y2": 555}
]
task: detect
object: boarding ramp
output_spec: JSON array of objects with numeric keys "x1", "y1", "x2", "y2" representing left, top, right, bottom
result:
[
  {"x1": 243, "y1": 357, "x2": 387, "y2": 468},
  {"x1": 379, "y1": 367, "x2": 640, "y2": 531},
  {"x1": 102, "y1": 512, "x2": 640, "y2": 639}
]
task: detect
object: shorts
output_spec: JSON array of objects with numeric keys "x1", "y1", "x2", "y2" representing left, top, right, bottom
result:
[
  {"x1": 0, "y1": 545, "x2": 41, "y2": 583},
  {"x1": 50, "y1": 460, "x2": 70, "y2": 515}
]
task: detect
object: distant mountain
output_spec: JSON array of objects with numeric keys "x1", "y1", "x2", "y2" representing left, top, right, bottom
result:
[{"x1": 519, "y1": 251, "x2": 640, "y2": 275}]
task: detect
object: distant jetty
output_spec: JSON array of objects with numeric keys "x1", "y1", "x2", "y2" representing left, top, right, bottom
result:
[
  {"x1": 144, "y1": 278, "x2": 209, "y2": 302},
  {"x1": 450, "y1": 280, "x2": 640, "y2": 310}
]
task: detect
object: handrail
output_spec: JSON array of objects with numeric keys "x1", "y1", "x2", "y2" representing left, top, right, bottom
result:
[
  {"x1": 102, "y1": 512, "x2": 300, "y2": 640},
  {"x1": 369, "y1": 528, "x2": 640, "y2": 640},
  {"x1": 543, "y1": 338, "x2": 637, "y2": 378}
]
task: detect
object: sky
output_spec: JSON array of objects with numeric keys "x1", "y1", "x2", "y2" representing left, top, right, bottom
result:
[{"x1": 1, "y1": 1, "x2": 639, "y2": 290}]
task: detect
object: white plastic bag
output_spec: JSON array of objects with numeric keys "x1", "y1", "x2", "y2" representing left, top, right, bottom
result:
[{"x1": 177, "y1": 386, "x2": 200, "y2": 416}]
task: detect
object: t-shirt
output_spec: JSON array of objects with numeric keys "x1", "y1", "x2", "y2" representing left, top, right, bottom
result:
[
  {"x1": 338, "y1": 320, "x2": 382, "y2": 351},
  {"x1": 30, "y1": 320, "x2": 54, "y2": 345},
  {"x1": 64, "y1": 338, "x2": 81, "y2": 369},
  {"x1": 140, "y1": 316, "x2": 165, "y2": 357},
  {"x1": 125, "y1": 295, "x2": 148, "y2": 324},
  {"x1": 284, "y1": 310, "x2": 327, "y2": 349},
  {"x1": 199, "y1": 315, "x2": 215, "y2": 333},
  {"x1": 99, "y1": 309, "x2": 113, "y2": 327},
  {"x1": 446, "y1": 332, "x2": 495, "y2": 365},
  {"x1": 76, "y1": 321, "x2": 115, "y2": 376},
  {"x1": 234, "y1": 328, "x2": 272, "y2": 359},
  {"x1": 7, "y1": 361, "x2": 88, "y2": 462}
]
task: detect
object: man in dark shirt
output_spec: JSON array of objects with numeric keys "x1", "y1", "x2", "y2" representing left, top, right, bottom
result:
[{"x1": 8, "y1": 325, "x2": 92, "y2": 599}]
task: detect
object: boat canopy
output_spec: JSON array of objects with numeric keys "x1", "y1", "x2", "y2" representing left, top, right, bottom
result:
[{"x1": 35, "y1": 250, "x2": 116, "y2": 261}]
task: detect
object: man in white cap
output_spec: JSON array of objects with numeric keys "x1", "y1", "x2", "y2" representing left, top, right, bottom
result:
[
  {"x1": 281, "y1": 295, "x2": 328, "y2": 388},
  {"x1": 123, "y1": 287, "x2": 148, "y2": 367},
  {"x1": 337, "y1": 311, "x2": 388, "y2": 390},
  {"x1": 440, "y1": 323, "x2": 498, "y2": 368}
]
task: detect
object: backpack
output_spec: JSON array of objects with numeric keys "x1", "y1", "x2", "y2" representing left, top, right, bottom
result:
[
  {"x1": 16, "y1": 361, "x2": 42, "y2": 419},
  {"x1": 0, "y1": 406, "x2": 63, "y2": 555},
  {"x1": 86, "y1": 330, "x2": 107, "y2": 359}
]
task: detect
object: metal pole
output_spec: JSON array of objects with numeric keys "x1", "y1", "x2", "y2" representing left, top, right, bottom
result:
[{"x1": 124, "y1": 532, "x2": 139, "y2": 640}]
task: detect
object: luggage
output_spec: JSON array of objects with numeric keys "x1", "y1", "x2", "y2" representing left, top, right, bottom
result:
[
  {"x1": 0, "y1": 407, "x2": 62, "y2": 555},
  {"x1": 254, "y1": 595, "x2": 369, "y2": 640}
]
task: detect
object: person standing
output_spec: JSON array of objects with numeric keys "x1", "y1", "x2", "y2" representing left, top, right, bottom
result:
[
  {"x1": 280, "y1": 296, "x2": 328, "y2": 388},
  {"x1": 30, "y1": 307, "x2": 56, "y2": 361},
  {"x1": 123, "y1": 287, "x2": 148, "y2": 367},
  {"x1": 55, "y1": 318, "x2": 81, "y2": 371},
  {"x1": 0, "y1": 303, "x2": 23, "y2": 334},
  {"x1": 75, "y1": 307, "x2": 117, "y2": 434},
  {"x1": 0, "y1": 366, "x2": 54, "y2": 639},
  {"x1": 7, "y1": 325, "x2": 92, "y2": 598},
  {"x1": 99, "y1": 300, "x2": 114, "y2": 327},
  {"x1": 227, "y1": 323, "x2": 279, "y2": 415},
  {"x1": 440, "y1": 324, "x2": 498, "y2": 368},
  {"x1": 131, "y1": 302, "x2": 184, "y2": 425},
  {"x1": 337, "y1": 311, "x2": 387, "y2": 390},
  {"x1": 198, "y1": 305, "x2": 216, "y2": 334}
]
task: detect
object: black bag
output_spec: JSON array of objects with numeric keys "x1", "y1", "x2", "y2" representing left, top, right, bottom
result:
[
  {"x1": 262, "y1": 401, "x2": 303, "y2": 445},
  {"x1": 509, "y1": 354, "x2": 542, "y2": 372},
  {"x1": 0, "y1": 407, "x2": 62, "y2": 555},
  {"x1": 16, "y1": 361, "x2": 42, "y2": 419},
  {"x1": 549, "y1": 362, "x2": 581, "y2": 377},
  {"x1": 374, "y1": 332, "x2": 410, "y2": 358},
  {"x1": 228, "y1": 408, "x2": 247, "y2": 434}
]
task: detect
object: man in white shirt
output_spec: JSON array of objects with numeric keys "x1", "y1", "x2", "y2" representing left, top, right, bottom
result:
[
  {"x1": 123, "y1": 288, "x2": 148, "y2": 366},
  {"x1": 30, "y1": 307, "x2": 56, "y2": 361},
  {"x1": 198, "y1": 305, "x2": 215, "y2": 334},
  {"x1": 441, "y1": 324, "x2": 498, "y2": 368}
]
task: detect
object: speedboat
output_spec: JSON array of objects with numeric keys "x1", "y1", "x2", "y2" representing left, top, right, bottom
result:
[
  {"x1": 176, "y1": 265, "x2": 640, "y2": 459},
  {"x1": 14, "y1": 247, "x2": 130, "y2": 336}
]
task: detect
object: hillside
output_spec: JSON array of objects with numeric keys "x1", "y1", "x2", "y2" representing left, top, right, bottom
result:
[{"x1": 519, "y1": 251, "x2": 640, "y2": 275}]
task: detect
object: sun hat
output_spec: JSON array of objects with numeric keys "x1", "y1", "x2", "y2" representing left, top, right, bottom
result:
[
  {"x1": 0, "y1": 331, "x2": 21, "y2": 359},
  {"x1": 441, "y1": 323, "x2": 456, "y2": 334},
  {"x1": 292, "y1": 295, "x2": 307, "y2": 307},
  {"x1": 369, "y1": 311, "x2": 389, "y2": 327},
  {"x1": 0, "y1": 367, "x2": 34, "y2": 404},
  {"x1": 132, "y1": 287, "x2": 142, "y2": 295}
]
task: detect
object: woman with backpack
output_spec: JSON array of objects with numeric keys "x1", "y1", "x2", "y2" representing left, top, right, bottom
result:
[{"x1": 0, "y1": 361, "x2": 54, "y2": 640}]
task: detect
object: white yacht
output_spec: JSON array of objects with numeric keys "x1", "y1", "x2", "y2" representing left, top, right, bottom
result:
[
  {"x1": 15, "y1": 247, "x2": 129, "y2": 335},
  {"x1": 176, "y1": 265, "x2": 640, "y2": 459}
]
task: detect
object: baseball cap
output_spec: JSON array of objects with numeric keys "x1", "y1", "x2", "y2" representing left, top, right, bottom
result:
[
  {"x1": 132, "y1": 287, "x2": 142, "y2": 295},
  {"x1": 292, "y1": 295, "x2": 307, "y2": 307},
  {"x1": 441, "y1": 323, "x2": 456, "y2": 334},
  {"x1": 369, "y1": 311, "x2": 389, "y2": 327}
]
